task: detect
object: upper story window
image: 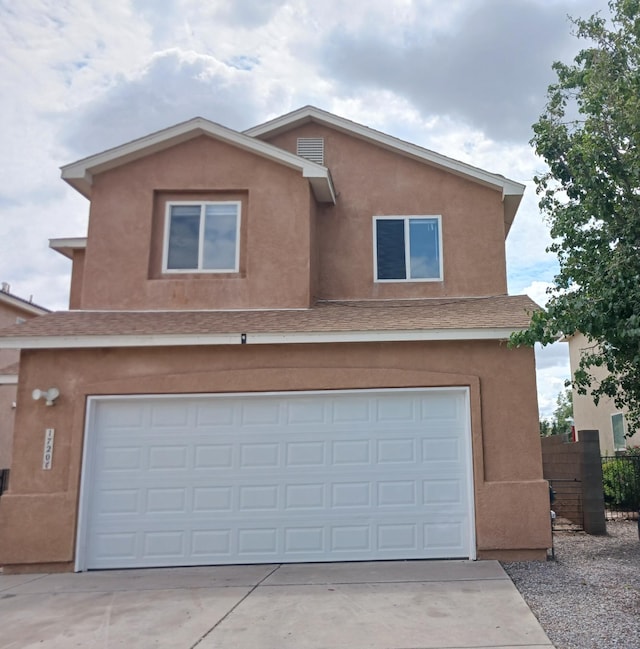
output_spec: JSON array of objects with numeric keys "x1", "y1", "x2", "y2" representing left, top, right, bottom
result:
[
  {"x1": 373, "y1": 215, "x2": 442, "y2": 282},
  {"x1": 163, "y1": 201, "x2": 241, "y2": 273}
]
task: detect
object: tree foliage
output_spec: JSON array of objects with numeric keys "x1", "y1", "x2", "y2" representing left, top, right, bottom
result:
[
  {"x1": 539, "y1": 388, "x2": 573, "y2": 436},
  {"x1": 553, "y1": 388, "x2": 574, "y2": 435},
  {"x1": 512, "y1": 0, "x2": 640, "y2": 434}
]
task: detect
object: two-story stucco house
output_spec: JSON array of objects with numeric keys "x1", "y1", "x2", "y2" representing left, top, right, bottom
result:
[{"x1": 0, "y1": 107, "x2": 551, "y2": 572}]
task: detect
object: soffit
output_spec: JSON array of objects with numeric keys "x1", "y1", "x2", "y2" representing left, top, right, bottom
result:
[{"x1": 49, "y1": 237, "x2": 87, "y2": 260}]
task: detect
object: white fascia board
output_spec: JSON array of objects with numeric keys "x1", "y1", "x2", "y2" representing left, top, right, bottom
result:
[
  {"x1": 0, "y1": 328, "x2": 524, "y2": 350},
  {"x1": 61, "y1": 117, "x2": 336, "y2": 204},
  {"x1": 49, "y1": 237, "x2": 87, "y2": 259},
  {"x1": 245, "y1": 106, "x2": 526, "y2": 197},
  {"x1": 0, "y1": 374, "x2": 18, "y2": 384},
  {"x1": 248, "y1": 329, "x2": 521, "y2": 344}
]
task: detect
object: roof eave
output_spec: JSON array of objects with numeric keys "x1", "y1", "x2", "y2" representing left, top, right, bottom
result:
[
  {"x1": 0, "y1": 327, "x2": 528, "y2": 350},
  {"x1": 503, "y1": 192, "x2": 525, "y2": 236},
  {"x1": 49, "y1": 237, "x2": 88, "y2": 260},
  {"x1": 0, "y1": 293, "x2": 50, "y2": 316}
]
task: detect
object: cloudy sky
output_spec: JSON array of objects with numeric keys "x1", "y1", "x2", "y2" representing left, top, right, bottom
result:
[{"x1": 0, "y1": 0, "x2": 610, "y2": 417}]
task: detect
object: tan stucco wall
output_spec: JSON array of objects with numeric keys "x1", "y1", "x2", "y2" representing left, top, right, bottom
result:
[
  {"x1": 263, "y1": 124, "x2": 509, "y2": 300},
  {"x1": 78, "y1": 136, "x2": 314, "y2": 310},
  {"x1": 68, "y1": 249, "x2": 85, "y2": 310},
  {"x1": 569, "y1": 333, "x2": 640, "y2": 453},
  {"x1": 0, "y1": 340, "x2": 550, "y2": 569}
]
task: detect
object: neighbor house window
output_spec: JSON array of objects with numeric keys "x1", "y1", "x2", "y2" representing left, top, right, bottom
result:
[
  {"x1": 163, "y1": 201, "x2": 240, "y2": 272},
  {"x1": 374, "y1": 216, "x2": 442, "y2": 281},
  {"x1": 611, "y1": 413, "x2": 627, "y2": 451}
]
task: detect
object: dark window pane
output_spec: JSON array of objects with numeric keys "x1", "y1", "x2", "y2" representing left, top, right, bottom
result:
[
  {"x1": 376, "y1": 219, "x2": 406, "y2": 279},
  {"x1": 167, "y1": 206, "x2": 200, "y2": 269},
  {"x1": 409, "y1": 218, "x2": 440, "y2": 279},
  {"x1": 203, "y1": 204, "x2": 238, "y2": 270}
]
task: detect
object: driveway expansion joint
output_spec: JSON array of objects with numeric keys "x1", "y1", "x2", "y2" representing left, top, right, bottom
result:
[
  {"x1": 0, "y1": 573, "x2": 49, "y2": 593},
  {"x1": 188, "y1": 563, "x2": 284, "y2": 649}
]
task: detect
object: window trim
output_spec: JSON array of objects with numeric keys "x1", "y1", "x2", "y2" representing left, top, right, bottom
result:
[
  {"x1": 162, "y1": 200, "x2": 241, "y2": 274},
  {"x1": 373, "y1": 215, "x2": 443, "y2": 283}
]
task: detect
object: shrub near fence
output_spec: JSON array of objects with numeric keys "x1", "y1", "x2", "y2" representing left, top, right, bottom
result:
[{"x1": 601, "y1": 455, "x2": 640, "y2": 513}]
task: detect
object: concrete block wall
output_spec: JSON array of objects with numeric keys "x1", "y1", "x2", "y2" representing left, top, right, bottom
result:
[{"x1": 541, "y1": 432, "x2": 606, "y2": 534}]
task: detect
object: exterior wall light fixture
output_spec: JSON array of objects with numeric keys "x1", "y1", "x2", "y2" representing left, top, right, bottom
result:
[{"x1": 32, "y1": 387, "x2": 60, "y2": 406}]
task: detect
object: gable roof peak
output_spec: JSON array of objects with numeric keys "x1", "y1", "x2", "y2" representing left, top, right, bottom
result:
[
  {"x1": 245, "y1": 106, "x2": 525, "y2": 234},
  {"x1": 61, "y1": 115, "x2": 336, "y2": 204}
]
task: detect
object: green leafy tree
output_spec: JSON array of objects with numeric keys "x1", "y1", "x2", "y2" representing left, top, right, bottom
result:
[
  {"x1": 539, "y1": 389, "x2": 574, "y2": 436},
  {"x1": 553, "y1": 388, "x2": 574, "y2": 436},
  {"x1": 512, "y1": 0, "x2": 640, "y2": 434}
]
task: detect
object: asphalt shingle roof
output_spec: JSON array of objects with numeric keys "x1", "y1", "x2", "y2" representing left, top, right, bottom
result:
[{"x1": 0, "y1": 296, "x2": 538, "y2": 341}]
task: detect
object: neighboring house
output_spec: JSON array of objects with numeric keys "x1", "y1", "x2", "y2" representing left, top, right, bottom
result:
[
  {"x1": 568, "y1": 332, "x2": 640, "y2": 453},
  {"x1": 0, "y1": 106, "x2": 551, "y2": 572},
  {"x1": 0, "y1": 284, "x2": 50, "y2": 470}
]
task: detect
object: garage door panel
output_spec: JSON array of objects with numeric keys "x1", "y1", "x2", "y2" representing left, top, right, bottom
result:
[
  {"x1": 86, "y1": 516, "x2": 470, "y2": 569},
  {"x1": 81, "y1": 389, "x2": 473, "y2": 569},
  {"x1": 194, "y1": 444, "x2": 234, "y2": 469},
  {"x1": 92, "y1": 474, "x2": 468, "y2": 514},
  {"x1": 109, "y1": 486, "x2": 455, "y2": 511}
]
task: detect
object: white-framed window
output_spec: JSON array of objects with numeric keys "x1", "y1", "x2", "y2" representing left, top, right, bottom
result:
[
  {"x1": 611, "y1": 412, "x2": 627, "y2": 451},
  {"x1": 163, "y1": 201, "x2": 241, "y2": 273},
  {"x1": 373, "y1": 215, "x2": 442, "y2": 282}
]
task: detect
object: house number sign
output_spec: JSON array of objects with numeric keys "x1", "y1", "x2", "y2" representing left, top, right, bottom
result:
[{"x1": 42, "y1": 428, "x2": 55, "y2": 470}]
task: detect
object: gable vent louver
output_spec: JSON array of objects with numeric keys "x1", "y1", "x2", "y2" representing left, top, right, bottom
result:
[{"x1": 297, "y1": 138, "x2": 324, "y2": 165}]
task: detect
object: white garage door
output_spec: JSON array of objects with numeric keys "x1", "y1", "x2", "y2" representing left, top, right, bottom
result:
[{"x1": 77, "y1": 389, "x2": 474, "y2": 570}]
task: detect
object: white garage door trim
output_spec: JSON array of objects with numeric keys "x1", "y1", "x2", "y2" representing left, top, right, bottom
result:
[{"x1": 75, "y1": 388, "x2": 475, "y2": 571}]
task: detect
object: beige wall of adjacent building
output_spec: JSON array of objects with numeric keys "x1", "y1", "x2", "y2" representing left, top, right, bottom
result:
[{"x1": 569, "y1": 333, "x2": 640, "y2": 453}]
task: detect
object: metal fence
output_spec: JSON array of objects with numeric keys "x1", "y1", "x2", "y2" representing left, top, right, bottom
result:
[
  {"x1": 548, "y1": 478, "x2": 583, "y2": 529},
  {"x1": 601, "y1": 455, "x2": 640, "y2": 520}
]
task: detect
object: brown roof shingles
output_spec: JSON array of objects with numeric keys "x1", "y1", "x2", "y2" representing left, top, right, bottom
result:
[{"x1": 0, "y1": 296, "x2": 539, "y2": 342}]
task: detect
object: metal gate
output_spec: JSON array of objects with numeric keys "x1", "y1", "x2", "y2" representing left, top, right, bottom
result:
[{"x1": 601, "y1": 455, "x2": 640, "y2": 520}]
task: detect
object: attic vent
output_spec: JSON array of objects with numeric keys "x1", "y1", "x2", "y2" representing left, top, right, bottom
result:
[{"x1": 297, "y1": 138, "x2": 324, "y2": 165}]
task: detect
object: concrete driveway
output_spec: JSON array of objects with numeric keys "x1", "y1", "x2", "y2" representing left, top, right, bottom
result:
[{"x1": 0, "y1": 560, "x2": 552, "y2": 649}]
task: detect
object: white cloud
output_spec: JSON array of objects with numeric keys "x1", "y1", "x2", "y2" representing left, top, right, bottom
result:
[
  {"x1": 535, "y1": 343, "x2": 572, "y2": 418},
  {"x1": 59, "y1": 49, "x2": 271, "y2": 156},
  {"x1": 317, "y1": 0, "x2": 607, "y2": 142},
  {"x1": 520, "y1": 280, "x2": 554, "y2": 307}
]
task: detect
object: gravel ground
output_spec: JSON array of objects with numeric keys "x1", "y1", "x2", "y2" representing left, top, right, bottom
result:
[{"x1": 503, "y1": 521, "x2": 640, "y2": 649}]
